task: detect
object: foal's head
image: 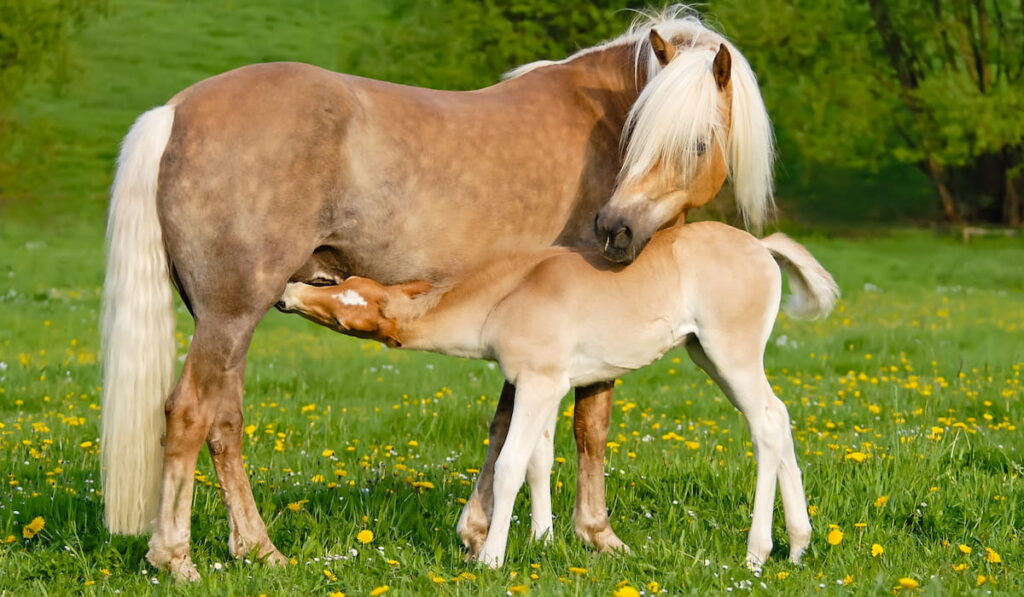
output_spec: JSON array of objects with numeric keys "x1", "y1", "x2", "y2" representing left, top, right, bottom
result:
[{"x1": 595, "y1": 17, "x2": 775, "y2": 263}]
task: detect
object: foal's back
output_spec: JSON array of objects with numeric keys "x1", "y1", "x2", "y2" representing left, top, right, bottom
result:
[{"x1": 482, "y1": 222, "x2": 781, "y2": 385}]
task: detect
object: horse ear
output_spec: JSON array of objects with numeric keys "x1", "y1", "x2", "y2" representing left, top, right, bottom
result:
[
  {"x1": 649, "y1": 30, "x2": 677, "y2": 66},
  {"x1": 712, "y1": 43, "x2": 732, "y2": 90}
]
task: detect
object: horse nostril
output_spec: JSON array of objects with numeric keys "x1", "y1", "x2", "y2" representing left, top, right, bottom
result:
[{"x1": 612, "y1": 226, "x2": 632, "y2": 250}]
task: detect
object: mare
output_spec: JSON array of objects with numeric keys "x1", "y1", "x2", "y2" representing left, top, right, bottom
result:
[
  {"x1": 100, "y1": 7, "x2": 774, "y2": 581},
  {"x1": 278, "y1": 221, "x2": 839, "y2": 569}
]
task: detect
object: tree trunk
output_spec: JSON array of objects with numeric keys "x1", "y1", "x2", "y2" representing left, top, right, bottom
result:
[
  {"x1": 1006, "y1": 170, "x2": 1022, "y2": 227},
  {"x1": 925, "y1": 156, "x2": 964, "y2": 225}
]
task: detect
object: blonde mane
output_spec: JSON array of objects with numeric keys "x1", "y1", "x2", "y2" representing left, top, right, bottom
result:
[{"x1": 504, "y1": 5, "x2": 775, "y2": 230}]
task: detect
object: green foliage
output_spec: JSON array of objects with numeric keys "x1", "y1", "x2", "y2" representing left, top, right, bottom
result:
[
  {"x1": 0, "y1": 0, "x2": 107, "y2": 115},
  {"x1": 341, "y1": 0, "x2": 645, "y2": 90},
  {"x1": 711, "y1": 0, "x2": 1024, "y2": 223}
]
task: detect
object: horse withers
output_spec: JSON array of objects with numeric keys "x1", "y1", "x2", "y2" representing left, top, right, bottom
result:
[
  {"x1": 279, "y1": 221, "x2": 839, "y2": 569},
  {"x1": 100, "y1": 7, "x2": 775, "y2": 581}
]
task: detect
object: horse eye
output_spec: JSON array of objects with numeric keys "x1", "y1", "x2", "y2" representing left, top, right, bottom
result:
[{"x1": 695, "y1": 140, "x2": 707, "y2": 156}]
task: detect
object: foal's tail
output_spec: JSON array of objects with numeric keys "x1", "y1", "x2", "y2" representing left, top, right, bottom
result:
[
  {"x1": 759, "y1": 233, "x2": 839, "y2": 319},
  {"x1": 101, "y1": 105, "x2": 177, "y2": 534}
]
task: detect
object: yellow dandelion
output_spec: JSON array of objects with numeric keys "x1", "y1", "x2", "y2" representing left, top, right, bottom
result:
[
  {"x1": 985, "y1": 547, "x2": 1002, "y2": 563},
  {"x1": 458, "y1": 572, "x2": 477, "y2": 581},
  {"x1": 22, "y1": 516, "x2": 45, "y2": 539},
  {"x1": 977, "y1": 575, "x2": 987, "y2": 586},
  {"x1": 897, "y1": 577, "x2": 919, "y2": 589},
  {"x1": 286, "y1": 500, "x2": 308, "y2": 512},
  {"x1": 776, "y1": 572, "x2": 790, "y2": 580},
  {"x1": 808, "y1": 505, "x2": 819, "y2": 516},
  {"x1": 647, "y1": 581, "x2": 661, "y2": 593},
  {"x1": 826, "y1": 528, "x2": 844, "y2": 546},
  {"x1": 952, "y1": 563, "x2": 968, "y2": 571},
  {"x1": 508, "y1": 585, "x2": 528, "y2": 594},
  {"x1": 958, "y1": 544, "x2": 972, "y2": 554},
  {"x1": 328, "y1": 592, "x2": 346, "y2": 597},
  {"x1": 369, "y1": 587, "x2": 389, "y2": 596},
  {"x1": 429, "y1": 573, "x2": 446, "y2": 584},
  {"x1": 356, "y1": 529, "x2": 374, "y2": 544},
  {"x1": 79, "y1": 441, "x2": 92, "y2": 449},
  {"x1": 322, "y1": 449, "x2": 335, "y2": 457},
  {"x1": 871, "y1": 544, "x2": 884, "y2": 557},
  {"x1": 244, "y1": 424, "x2": 257, "y2": 437},
  {"x1": 568, "y1": 567, "x2": 588, "y2": 575},
  {"x1": 844, "y1": 451, "x2": 868, "y2": 463},
  {"x1": 874, "y1": 495, "x2": 889, "y2": 508},
  {"x1": 613, "y1": 586, "x2": 640, "y2": 597},
  {"x1": 322, "y1": 569, "x2": 337, "y2": 581},
  {"x1": 407, "y1": 440, "x2": 419, "y2": 447},
  {"x1": 3, "y1": 535, "x2": 16, "y2": 544}
]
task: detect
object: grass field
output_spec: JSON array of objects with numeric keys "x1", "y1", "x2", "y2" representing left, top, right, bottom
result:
[{"x1": 2, "y1": 1, "x2": 1023, "y2": 595}]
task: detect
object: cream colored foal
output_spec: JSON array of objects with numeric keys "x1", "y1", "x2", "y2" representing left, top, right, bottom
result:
[{"x1": 278, "y1": 221, "x2": 838, "y2": 570}]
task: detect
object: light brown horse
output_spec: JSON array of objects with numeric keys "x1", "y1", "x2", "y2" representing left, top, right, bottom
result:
[
  {"x1": 278, "y1": 221, "x2": 838, "y2": 569},
  {"x1": 100, "y1": 7, "x2": 774, "y2": 581}
]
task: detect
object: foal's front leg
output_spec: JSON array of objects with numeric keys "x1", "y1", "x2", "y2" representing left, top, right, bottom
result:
[
  {"x1": 457, "y1": 382, "x2": 515, "y2": 557},
  {"x1": 477, "y1": 374, "x2": 568, "y2": 567}
]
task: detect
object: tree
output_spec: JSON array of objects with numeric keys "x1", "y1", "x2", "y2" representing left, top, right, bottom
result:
[
  {"x1": 340, "y1": 0, "x2": 646, "y2": 90},
  {"x1": 713, "y1": 0, "x2": 1024, "y2": 225},
  {"x1": 0, "y1": 1, "x2": 107, "y2": 116}
]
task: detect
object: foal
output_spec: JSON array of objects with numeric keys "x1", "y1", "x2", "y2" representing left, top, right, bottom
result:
[{"x1": 278, "y1": 221, "x2": 838, "y2": 569}]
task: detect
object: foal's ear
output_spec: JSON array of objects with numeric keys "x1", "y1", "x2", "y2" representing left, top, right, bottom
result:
[
  {"x1": 712, "y1": 43, "x2": 732, "y2": 90},
  {"x1": 649, "y1": 30, "x2": 677, "y2": 66}
]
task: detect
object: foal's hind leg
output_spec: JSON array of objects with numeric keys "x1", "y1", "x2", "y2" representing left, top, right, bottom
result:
[{"x1": 686, "y1": 340, "x2": 810, "y2": 571}]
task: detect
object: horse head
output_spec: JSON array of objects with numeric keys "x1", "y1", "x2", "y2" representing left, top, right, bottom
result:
[{"x1": 595, "y1": 18, "x2": 775, "y2": 264}]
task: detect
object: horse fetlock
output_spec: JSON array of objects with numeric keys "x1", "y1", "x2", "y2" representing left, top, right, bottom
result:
[
  {"x1": 146, "y1": 544, "x2": 200, "y2": 583},
  {"x1": 575, "y1": 522, "x2": 630, "y2": 553}
]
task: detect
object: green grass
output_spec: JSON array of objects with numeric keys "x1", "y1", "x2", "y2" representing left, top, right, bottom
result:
[
  {"x1": 1, "y1": 1, "x2": 1023, "y2": 595},
  {"x1": 2, "y1": 215, "x2": 1023, "y2": 595}
]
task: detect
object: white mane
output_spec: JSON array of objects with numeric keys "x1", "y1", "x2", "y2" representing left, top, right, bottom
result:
[{"x1": 504, "y1": 5, "x2": 775, "y2": 230}]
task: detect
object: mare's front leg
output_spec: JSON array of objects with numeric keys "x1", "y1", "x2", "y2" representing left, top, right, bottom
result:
[
  {"x1": 573, "y1": 382, "x2": 630, "y2": 552},
  {"x1": 477, "y1": 374, "x2": 568, "y2": 567}
]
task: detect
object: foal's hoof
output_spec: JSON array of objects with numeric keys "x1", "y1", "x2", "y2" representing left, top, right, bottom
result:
[{"x1": 745, "y1": 554, "x2": 766, "y2": 576}]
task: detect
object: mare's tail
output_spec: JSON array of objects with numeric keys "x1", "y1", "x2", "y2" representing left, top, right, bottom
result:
[
  {"x1": 759, "y1": 233, "x2": 839, "y2": 319},
  {"x1": 101, "y1": 105, "x2": 177, "y2": 534}
]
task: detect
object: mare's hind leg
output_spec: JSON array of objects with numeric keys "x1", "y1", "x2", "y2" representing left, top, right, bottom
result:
[
  {"x1": 573, "y1": 382, "x2": 629, "y2": 552},
  {"x1": 147, "y1": 318, "x2": 264, "y2": 581},
  {"x1": 207, "y1": 364, "x2": 288, "y2": 565},
  {"x1": 457, "y1": 381, "x2": 514, "y2": 557},
  {"x1": 685, "y1": 339, "x2": 810, "y2": 571}
]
